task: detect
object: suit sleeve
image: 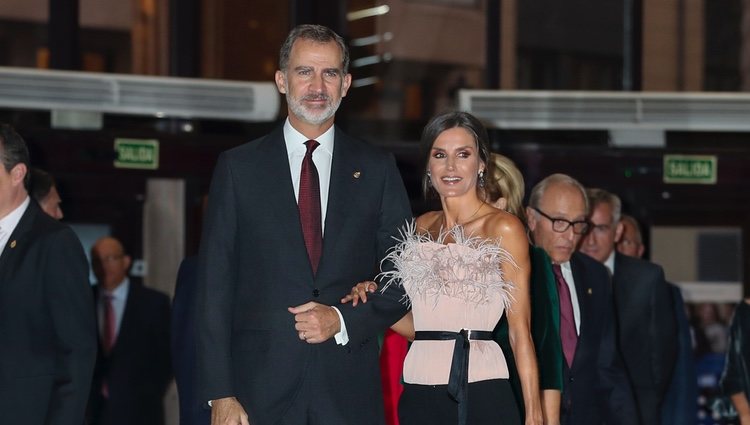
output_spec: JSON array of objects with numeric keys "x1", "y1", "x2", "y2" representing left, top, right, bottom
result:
[
  {"x1": 648, "y1": 265, "x2": 678, "y2": 394},
  {"x1": 196, "y1": 153, "x2": 239, "y2": 402},
  {"x1": 597, "y1": 271, "x2": 639, "y2": 425},
  {"x1": 721, "y1": 304, "x2": 748, "y2": 396},
  {"x1": 531, "y1": 248, "x2": 564, "y2": 391},
  {"x1": 45, "y1": 227, "x2": 97, "y2": 425},
  {"x1": 153, "y1": 292, "x2": 173, "y2": 397},
  {"x1": 337, "y1": 152, "x2": 412, "y2": 346}
]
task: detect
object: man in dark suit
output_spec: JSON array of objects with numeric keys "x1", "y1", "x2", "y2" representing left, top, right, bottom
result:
[
  {"x1": 0, "y1": 123, "x2": 97, "y2": 425},
  {"x1": 526, "y1": 173, "x2": 637, "y2": 425},
  {"x1": 580, "y1": 189, "x2": 678, "y2": 425},
  {"x1": 172, "y1": 255, "x2": 210, "y2": 425},
  {"x1": 88, "y1": 236, "x2": 172, "y2": 425},
  {"x1": 616, "y1": 214, "x2": 696, "y2": 425},
  {"x1": 196, "y1": 25, "x2": 412, "y2": 425}
]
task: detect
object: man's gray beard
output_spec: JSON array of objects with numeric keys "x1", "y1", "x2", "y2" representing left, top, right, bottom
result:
[{"x1": 287, "y1": 93, "x2": 341, "y2": 126}]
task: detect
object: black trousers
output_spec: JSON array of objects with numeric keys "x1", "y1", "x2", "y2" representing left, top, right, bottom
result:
[{"x1": 399, "y1": 379, "x2": 521, "y2": 425}]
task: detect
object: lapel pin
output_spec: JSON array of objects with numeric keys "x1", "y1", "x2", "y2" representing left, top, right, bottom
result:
[
  {"x1": 353, "y1": 171, "x2": 361, "y2": 179},
  {"x1": 10, "y1": 240, "x2": 16, "y2": 248},
  {"x1": 587, "y1": 288, "x2": 592, "y2": 295}
]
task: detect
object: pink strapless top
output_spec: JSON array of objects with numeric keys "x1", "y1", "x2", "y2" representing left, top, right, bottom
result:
[{"x1": 380, "y1": 223, "x2": 516, "y2": 385}]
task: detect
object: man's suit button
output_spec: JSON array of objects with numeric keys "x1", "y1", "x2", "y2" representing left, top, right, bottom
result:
[
  {"x1": 569, "y1": 377, "x2": 574, "y2": 382},
  {"x1": 312, "y1": 289, "x2": 320, "y2": 297}
]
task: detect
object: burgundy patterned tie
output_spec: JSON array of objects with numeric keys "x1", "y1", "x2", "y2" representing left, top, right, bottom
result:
[
  {"x1": 552, "y1": 264, "x2": 578, "y2": 367},
  {"x1": 102, "y1": 293, "x2": 116, "y2": 353},
  {"x1": 298, "y1": 140, "x2": 322, "y2": 274}
]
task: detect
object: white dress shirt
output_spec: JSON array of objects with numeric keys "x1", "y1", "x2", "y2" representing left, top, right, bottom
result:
[
  {"x1": 0, "y1": 196, "x2": 30, "y2": 257},
  {"x1": 97, "y1": 278, "x2": 130, "y2": 342},
  {"x1": 283, "y1": 119, "x2": 334, "y2": 234},
  {"x1": 283, "y1": 119, "x2": 348, "y2": 345},
  {"x1": 604, "y1": 250, "x2": 616, "y2": 275},
  {"x1": 559, "y1": 260, "x2": 581, "y2": 335}
]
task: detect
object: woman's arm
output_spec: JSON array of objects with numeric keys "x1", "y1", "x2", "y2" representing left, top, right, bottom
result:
[
  {"x1": 731, "y1": 392, "x2": 750, "y2": 425},
  {"x1": 540, "y1": 389, "x2": 561, "y2": 425},
  {"x1": 494, "y1": 215, "x2": 542, "y2": 425}
]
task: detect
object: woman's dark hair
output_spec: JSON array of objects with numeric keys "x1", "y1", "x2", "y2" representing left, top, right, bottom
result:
[{"x1": 419, "y1": 111, "x2": 499, "y2": 201}]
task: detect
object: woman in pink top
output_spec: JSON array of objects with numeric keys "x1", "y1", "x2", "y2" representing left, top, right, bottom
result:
[{"x1": 346, "y1": 112, "x2": 541, "y2": 425}]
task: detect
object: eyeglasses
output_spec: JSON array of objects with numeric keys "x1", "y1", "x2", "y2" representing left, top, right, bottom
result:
[{"x1": 532, "y1": 207, "x2": 590, "y2": 235}]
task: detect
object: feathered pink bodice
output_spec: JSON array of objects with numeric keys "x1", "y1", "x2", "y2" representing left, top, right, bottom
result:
[{"x1": 380, "y1": 223, "x2": 515, "y2": 385}]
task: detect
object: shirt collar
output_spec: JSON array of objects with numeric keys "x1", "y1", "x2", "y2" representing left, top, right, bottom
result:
[
  {"x1": 604, "y1": 250, "x2": 615, "y2": 274},
  {"x1": 559, "y1": 260, "x2": 573, "y2": 274},
  {"x1": 0, "y1": 196, "x2": 30, "y2": 237},
  {"x1": 101, "y1": 277, "x2": 130, "y2": 301},
  {"x1": 283, "y1": 118, "x2": 334, "y2": 157}
]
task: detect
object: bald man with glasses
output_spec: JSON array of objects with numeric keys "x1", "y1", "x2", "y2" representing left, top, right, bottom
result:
[{"x1": 527, "y1": 174, "x2": 636, "y2": 425}]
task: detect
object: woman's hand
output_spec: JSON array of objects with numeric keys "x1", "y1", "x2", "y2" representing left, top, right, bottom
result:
[{"x1": 340, "y1": 281, "x2": 378, "y2": 306}]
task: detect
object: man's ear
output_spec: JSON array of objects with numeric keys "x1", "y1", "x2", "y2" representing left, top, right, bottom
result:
[
  {"x1": 275, "y1": 70, "x2": 287, "y2": 94},
  {"x1": 10, "y1": 163, "x2": 27, "y2": 187},
  {"x1": 123, "y1": 255, "x2": 133, "y2": 271},
  {"x1": 614, "y1": 221, "x2": 625, "y2": 243},
  {"x1": 341, "y1": 73, "x2": 352, "y2": 97},
  {"x1": 526, "y1": 206, "x2": 537, "y2": 231}
]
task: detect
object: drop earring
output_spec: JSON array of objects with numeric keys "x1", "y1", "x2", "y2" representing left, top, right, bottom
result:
[{"x1": 478, "y1": 170, "x2": 485, "y2": 188}]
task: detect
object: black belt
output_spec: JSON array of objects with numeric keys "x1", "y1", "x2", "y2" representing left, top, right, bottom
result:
[{"x1": 414, "y1": 330, "x2": 494, "y2": 425}]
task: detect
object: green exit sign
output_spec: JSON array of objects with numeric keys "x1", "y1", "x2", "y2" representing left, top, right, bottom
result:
[
  {"x1": 663, "y1": 155, "x2": 717, "y2": 184},
  {"x1": 114, "y1": 139, "x2": 159, "y2": 170}
]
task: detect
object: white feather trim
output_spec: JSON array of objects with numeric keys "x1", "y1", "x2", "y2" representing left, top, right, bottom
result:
[{"x1": 379, "y1": 220, "x2": 516, "y2": 309}]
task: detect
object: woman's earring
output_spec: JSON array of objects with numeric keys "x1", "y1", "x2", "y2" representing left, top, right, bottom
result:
[
  {"x1": 478, "y1": 170, "x2": 485, "y2": 188},
  {"x1": 426, "y1": 171, "x2": 433, "y2": 187}
]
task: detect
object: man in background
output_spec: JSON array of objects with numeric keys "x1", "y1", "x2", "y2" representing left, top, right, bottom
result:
[
  {"x1": 527, "y1": 173, "x2": 636, "y2": 425},
  {"x1": 29, "y1": 167, "x2": 63, "y2": 219},
  {"x1": 88, "y1": 236, "x2": 171, "y2": 425},
  {"x1": 0, "y1": 123, "x2": 96, "y2": 425},
  {"x1": 617, "y1": 214, "x2": 697, "y2": 425},
  {"x1": 580, "y1": 189, "x2": 677, "y2": 425}
]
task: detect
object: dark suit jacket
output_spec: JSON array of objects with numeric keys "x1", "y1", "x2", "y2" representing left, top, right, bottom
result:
[
  {"x1": 89, "y1": 281, "x2": 172, "y2": 425},
  {"x1": 562, "y1": 252, "x2": 637, "y2": 425},
  {"x1": 0, "y1": 200, "x2": 97, "y2": 425},
  {"x1": 172, "y1": 256, "x2": 210, "y2": 425},
  {"x1": 196, "y1": 124, "x2": 412, "y2": 425},
  {"x1": 661, "y1": 284, "x2": 697, "y2": 425},
  {"x1": 612, "y1": 252, "x2": 678, "y2": 425}
]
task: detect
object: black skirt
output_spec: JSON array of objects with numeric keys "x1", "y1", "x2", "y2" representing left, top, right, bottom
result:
[{"x1": 398, "y1": 379, "x2": 521, "y2": 425}]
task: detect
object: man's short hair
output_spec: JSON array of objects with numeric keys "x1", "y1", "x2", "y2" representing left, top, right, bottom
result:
[
  {"x1": 279, "y1": 24, "x2": 350, "y2": 74},
  {"x1": 0, "y1": 123, "x2": 31, "y2": 190},
  {"x1": 30, "y1": 168, "x2": 56, "y2": 203},
  {"x1": 586, "y1": 187, "x2": 622, "y2": 223},
  {"x1": 528, "y1": 173, "x2": 589, "y2": 213},
  {"x1": 620, "y1": 214, "x2": 643, "y2": 244}
]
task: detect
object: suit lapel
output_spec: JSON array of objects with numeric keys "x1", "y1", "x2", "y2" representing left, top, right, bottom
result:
[
  {"x1": 0, "y1": 201, "x2": 36, "y2": 274},
  {"x1": 570, "y1": 254, "x2": 590, "y2": 366},
  {"x1": 318, "y1": 128, "x2": 357, "y2": 280},
  {"x1": 112, "y1": 283, "x2": 136, "y2": 355},
  {"x1": 257, "y1": 126, "x2": 315, "y2": 279}
]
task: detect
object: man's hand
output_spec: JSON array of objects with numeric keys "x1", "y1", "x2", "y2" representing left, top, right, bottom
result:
[
  {"x1": 288, "y1": 302, "x2": 341, "y2": 343},
  {"x1": 211, "y1": 397, "x2": 249, "y2": 425}
]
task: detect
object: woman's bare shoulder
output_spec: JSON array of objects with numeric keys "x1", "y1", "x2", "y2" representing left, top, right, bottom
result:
[{"x1": 482, "y1": 207, "x2": 526, "y2": 240}]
